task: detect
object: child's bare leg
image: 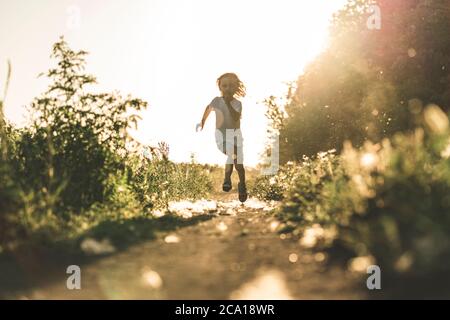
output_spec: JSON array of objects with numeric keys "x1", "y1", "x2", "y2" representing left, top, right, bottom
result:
[
  {"x1": 225, "y1": 143, "x2": 234, "y2": 182},
  {"x1": 225, "y1": 163, "x2": 233, "y2": 181},
  {"x1": 223, "y1": 150, "x2": 233, "y2": 192},
  {"x1": 233, "y1": 143, "x2": 245, "y2": 183},
  {"x1": 234, "y1": 161, "x2": 245, "y2": 184},
  {"x1": 234, "y1": 144, "x2": 247, "y2": 202}
]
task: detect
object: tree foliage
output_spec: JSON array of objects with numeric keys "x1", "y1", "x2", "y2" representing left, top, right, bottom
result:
[{"x1": 277, "y1": 0, "x2": 450, "y2": 162}]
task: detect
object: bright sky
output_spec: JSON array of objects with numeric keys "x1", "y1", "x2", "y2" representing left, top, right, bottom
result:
[{"x1": 0, "y1": 0, "x2": 346, "y2": 166}]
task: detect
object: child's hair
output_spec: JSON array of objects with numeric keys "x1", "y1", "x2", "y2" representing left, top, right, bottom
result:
[{"x1": 217, "y1": 73, "x2": 246, "y2": 98}]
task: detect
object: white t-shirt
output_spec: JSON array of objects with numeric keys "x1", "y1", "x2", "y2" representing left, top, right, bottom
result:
[{"x1": 209, "y1": 96, "x2": 242, "y2": 131}]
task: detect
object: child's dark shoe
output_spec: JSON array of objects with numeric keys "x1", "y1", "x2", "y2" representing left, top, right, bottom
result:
[
  {"x1": 238, "y1": 182, "x2": 248, "y2": 203},
  {"x1": 222, "y1": 180, "x2": 232, "y2": 192}
]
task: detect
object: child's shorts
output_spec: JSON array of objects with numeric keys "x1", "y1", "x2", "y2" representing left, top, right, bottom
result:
[{"x1": 215, "y1": 128, "x2": 244, "y2": 165}]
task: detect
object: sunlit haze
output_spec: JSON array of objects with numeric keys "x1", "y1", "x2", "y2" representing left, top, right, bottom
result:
[{"x1": 0, "y1": 0, "x2": 346, "y2": 166}]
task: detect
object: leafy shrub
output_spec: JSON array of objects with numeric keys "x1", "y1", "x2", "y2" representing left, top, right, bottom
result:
[
  {"x1": 250, "y1": 150, "x2": 338, "y2": 203},
  {"x1": 325, "y1": 127, "x2": 450, "y2": 275},
  {"x1": 0, "y1": 39, "x2": 213, "y2": 250},
  {"x1": 0, "y1": 63, "x2": 26, "y2": 247},
  {"x1": 257, "y1": 106, "x2": 450, "y2": 277},
  {"x1": 10, "y1": 37, "x2": 147, "y2": 213}
]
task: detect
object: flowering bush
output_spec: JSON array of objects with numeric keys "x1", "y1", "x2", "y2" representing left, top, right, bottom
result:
[
  {"x1": 325, "y1": 126, "x2": 450, "y2": 276},
  {"x1": 250, "y1": 150, "x2": 338, "y2": 202},
  {"x1": 256, "y1": 105, "x2": 450, "y2": 277}
]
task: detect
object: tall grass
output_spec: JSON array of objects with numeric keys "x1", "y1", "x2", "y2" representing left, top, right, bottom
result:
[{"x1": 0, "y1": 40, "x2": 212, "y2": 251}]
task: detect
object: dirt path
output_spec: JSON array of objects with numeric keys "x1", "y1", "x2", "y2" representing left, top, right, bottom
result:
[{"x1": 5, "y1": 192, "x2": 367, "y2": 300}]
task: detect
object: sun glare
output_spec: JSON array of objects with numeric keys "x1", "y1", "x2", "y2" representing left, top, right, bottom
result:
[
  {"x1": 1, "y1": 0, "x2": 347, "y2": 167},
  {"x1": 130, "y1": 0, "x2": 347, "y2": 166}
]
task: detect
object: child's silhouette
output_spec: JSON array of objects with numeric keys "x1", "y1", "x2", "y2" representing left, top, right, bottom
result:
[{"x1": 197, "y1": 73, "x2": 247, "y2": 202}]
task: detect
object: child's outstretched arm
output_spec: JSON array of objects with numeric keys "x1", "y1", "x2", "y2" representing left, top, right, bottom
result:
[{"x1": 198, "y1": 105, "x2": 212, "y2": 131}]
